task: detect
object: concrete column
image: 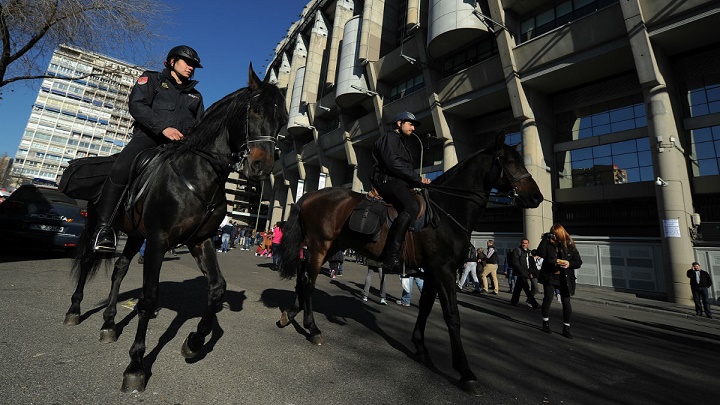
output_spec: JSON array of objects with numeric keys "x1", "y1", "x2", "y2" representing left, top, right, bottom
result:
[
  {"x1": 325, "y1": 0, "x2": 354, "y2": 87},
  {"x1": 301, "y1": 11, "x2": 329, "y2": 105},
  {"x1": 487, "y1": 0, "x2": 548, "y2": 245},
  {"x1": 343, "y1": 132, "x2": 363, "y2": 192},
  {"x1": 428, "y1": 93, "x2": 458, "y2": 170},
  {"x1": 521, "y1": 118, "x2": 553, "y2": 247},
  {"x1": 285, "y1": 35, "x2": 308, "y2": 112},
  {"x1": 359, "y1": 0, "x2": 385, "y2": 64},
  {"x1": 621, "y1": 0, "x2": 695, "y2": 305}
]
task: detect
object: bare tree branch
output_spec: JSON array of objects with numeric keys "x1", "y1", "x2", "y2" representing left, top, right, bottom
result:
[{"x1": 0, "y1": 0, "x2": 170, "y2": 90}]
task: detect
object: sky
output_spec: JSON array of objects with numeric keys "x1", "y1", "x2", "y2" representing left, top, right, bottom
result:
[{"x1": 0, "y1": 1, "x2": 307, "y2": 157}]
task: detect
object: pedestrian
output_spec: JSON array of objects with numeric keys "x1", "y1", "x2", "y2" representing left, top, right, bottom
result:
[
  {"x1": 536, "y1": 224, "x2": 583, "y2": 338},
  {"x1": 219, "y1": 222, "x2": 233, "y2": 253},
  {"x1": 272, "y1": 222, "x2": 283, "y2": 269},
  {"x1": 687, "y1": 262, "x2": 713, "y2": 319},
  {"x1": 504, "y1": 249, "x2": 517, "y2": 293},
  {"x1": 328, "y1": 250, "x2": 344, "y2": 279},
  {"x1": 396, "y1": 272, "x2": 424, "y2": 307},
  {"x1": 91, "y1": 45, "x2": 204, "y2": 252},
  {"x1": 479, "y1": 240, "x2": 499, "y2": 294},
  {"x1": 362, "y1": 258, "x2": 388, "y2": 305},
  {"x1": 509, "y1": 238, "x2": 540, "y2": 309},
  {"x1": 457, "y1": 244, "x2": 481, "y2": 292},
  {"x1": 370, "y1": 111, "x2": 431, "y2": 274}
]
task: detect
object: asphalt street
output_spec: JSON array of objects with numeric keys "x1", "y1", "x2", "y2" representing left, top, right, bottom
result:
[{"x1": 0, "y1": 245, "x2": 717, "y2": 404}]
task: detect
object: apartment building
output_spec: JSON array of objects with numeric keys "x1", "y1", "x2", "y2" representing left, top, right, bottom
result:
[
  {"x1": 10, "y1": 45, "x2": 143, "y2": 187},
  {"x1": 261, "y1": 0, "x2": 720, "y2": 304}
]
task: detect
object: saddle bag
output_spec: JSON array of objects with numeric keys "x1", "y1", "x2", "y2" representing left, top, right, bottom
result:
[
  {"x1": 58, "y1": 154, "x2": 118, "y2": 203},
  {"x1": 348, "y1": 199, "x2": 387, "y2": 241}
]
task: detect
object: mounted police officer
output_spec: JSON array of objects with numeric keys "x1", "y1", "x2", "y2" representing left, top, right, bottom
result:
[
  {"x1": 92, "y1": 45, "x2": 205, "y2": 252},
  {"x1": 371, "y1": 111, "x2": 431, "y2": 273}
]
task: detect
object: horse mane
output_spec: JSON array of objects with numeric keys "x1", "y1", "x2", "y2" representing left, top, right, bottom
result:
[
  {"x1": 432, "y1": 143, "x2": 494, "y2": 186},
  {"x1": 172, "y1": 87, "x2": 252, "y2": 153}
]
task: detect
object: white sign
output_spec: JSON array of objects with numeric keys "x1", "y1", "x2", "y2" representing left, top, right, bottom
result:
[
  {"x1": 318, "y1": 172, "x2": 327, "y2": 189},
  {"x1": 296, "y1": 179, "x2": 305, "y2": 202},
  {"x1": 663, "y1": 219, "x2": 681, "y2": 238}
]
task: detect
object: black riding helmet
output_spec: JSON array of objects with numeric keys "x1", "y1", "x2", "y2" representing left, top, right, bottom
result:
[
  {"x1": 165, "y1": 45, "x2": 203, "y2": 68},
  {"x1": 392, "y1": 111, "x2": 421, "y2": 128}
]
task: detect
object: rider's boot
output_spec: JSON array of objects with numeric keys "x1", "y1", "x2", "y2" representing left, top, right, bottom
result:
[
  {"x1": 92, "y1": 179, "x2": 125, "y2": 252},
  {"x1": 381, "y1": 212, "x2": 414, "y2": 276}
]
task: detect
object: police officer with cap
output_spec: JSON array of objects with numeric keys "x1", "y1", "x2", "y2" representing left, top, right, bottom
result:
[
  {"x1": 371, "y1": 111, "x2": 431, "y2": 273},
  {"x1": 92, "y1": 45, "x2": 205, "y2": 252}
]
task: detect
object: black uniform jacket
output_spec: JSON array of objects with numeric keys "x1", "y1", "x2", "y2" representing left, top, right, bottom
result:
[
  {"x1": 128, "y1": 68, "x2": 205, "y2": 141},
  {"x1": 372, "y1": 129, "x2": 422, "y2": 187},
  {"x1": 687, "y1": 269, "x2": 712, "y2": 288}
]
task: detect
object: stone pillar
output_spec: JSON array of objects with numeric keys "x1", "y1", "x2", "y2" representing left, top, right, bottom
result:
[
  {"x1": 520, "y1": 118, "x2": 553, "y2": 247},
  {"x1": 621, "y1": 0, "x2": 695, "y2": 305}
]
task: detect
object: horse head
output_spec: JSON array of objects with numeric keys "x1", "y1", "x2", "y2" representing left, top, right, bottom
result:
[
  {"x1": 490, "y1": 133, "x2": 543, "y2": 208},
  {"x1": 237, "y1": 64, "x2": 289, "y2": 180}
]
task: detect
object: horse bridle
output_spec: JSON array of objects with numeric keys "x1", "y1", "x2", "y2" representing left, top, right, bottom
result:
[
  {"x1": 233, "y1": 93, "x2": 278, "y2": 174},
  {"x1": 494, "y1": 155, "x2": 531, "y2": 201}
]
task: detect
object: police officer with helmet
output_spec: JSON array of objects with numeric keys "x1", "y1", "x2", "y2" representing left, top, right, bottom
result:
[
  {"x1": 371, "y1": 111, "x2": 431, "y2": 273},
  {"x1": 92, "y1": 45, "x2": 205, "y2": 251}
]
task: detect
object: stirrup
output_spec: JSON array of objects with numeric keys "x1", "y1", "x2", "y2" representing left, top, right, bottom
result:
[{"x1": 93, "y1": 226, "x2": 117, "y2": 252}]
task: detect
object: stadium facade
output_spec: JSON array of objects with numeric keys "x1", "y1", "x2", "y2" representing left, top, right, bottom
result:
[{"x1": 260, "y1": 0, "x2": 720, "y2": 305}]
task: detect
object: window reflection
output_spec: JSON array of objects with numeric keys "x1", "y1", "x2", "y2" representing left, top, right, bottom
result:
[
  {"x1": 557, "y1": 138, "x2": 652, "y2": 188},
  {"x1": 690, "y1": 125, "x2": 720, "y2": 176}
]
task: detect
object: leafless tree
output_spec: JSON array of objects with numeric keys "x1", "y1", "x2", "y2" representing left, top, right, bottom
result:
[{"x1": 0, "y1": 0, "x2": 170, "y2": 89}]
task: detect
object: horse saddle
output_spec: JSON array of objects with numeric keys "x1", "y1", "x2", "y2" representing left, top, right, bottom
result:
[{"x1": 347, "y1": 189, "x2": 430, "y2": 241}]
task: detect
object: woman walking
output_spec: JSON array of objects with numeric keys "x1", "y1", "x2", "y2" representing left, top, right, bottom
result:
[{"x1": 535, "y1": 224, "x2": 582, "y2": 338}]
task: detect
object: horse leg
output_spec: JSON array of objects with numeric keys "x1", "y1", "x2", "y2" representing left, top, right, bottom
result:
[
  {"x1": 64, "y1": 256, "x2": 92, "y2": 326},
  {"x1": 99, "y1": 236, "x2": 143, "y2": 343},
  {"x1": 412, "y1": 278, "x2": 436, "y2": 367},
  {"x1": 299, "y1": 255, "x2": 324, "y2": 345},
  {"x1": 121, "y1": 243, "x2": 163, "y2": 392},
  {"x1": 181, "y1": 239, "x2": 226, "y2": 358},
  {"x1": 278, "y1": 264, "x2": 305, "y2": 328},
  {"x1": 433, "y1": 269, "x2": 478, "y2": 394}
]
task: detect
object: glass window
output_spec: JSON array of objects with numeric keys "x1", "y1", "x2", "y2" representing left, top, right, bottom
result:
[{"x1": 558, "y1": 138, "x2": 652, "y2": 188}]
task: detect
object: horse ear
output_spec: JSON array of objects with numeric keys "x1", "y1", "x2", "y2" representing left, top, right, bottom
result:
[{"x1": 248, "y1": 63, "x2": 262, "y2": 92}]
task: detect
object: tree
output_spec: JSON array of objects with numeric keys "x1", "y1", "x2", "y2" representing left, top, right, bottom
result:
[{"x1": 0, "y1": 0, "x2": 169, "y2": 89}]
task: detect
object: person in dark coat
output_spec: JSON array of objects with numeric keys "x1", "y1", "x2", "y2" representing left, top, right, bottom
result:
[
  {"x1": 687, "y1": 262, "x2": 713, "y2": 319},
  {"x1": 370, "y1": 111, "x2": 430, "y2": 274},
  {"x1": 92, "y1": 45, "x2": 205, "y2": 251},
  {"x1": 509, "y1": 238, "x2": 540, "y2": 309},
  {"x1": 535, "y1": 224, "x2": 582, "y2": 338}
]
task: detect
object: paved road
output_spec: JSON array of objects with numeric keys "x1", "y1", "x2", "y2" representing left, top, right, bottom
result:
[{"x1": 1, "y1": 247, "x2": 717, "y2": 404}]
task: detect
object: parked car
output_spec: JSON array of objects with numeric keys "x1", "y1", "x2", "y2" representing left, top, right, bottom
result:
[{"x1": 0, "y1": 184, "x2": 87, "y2": 254}]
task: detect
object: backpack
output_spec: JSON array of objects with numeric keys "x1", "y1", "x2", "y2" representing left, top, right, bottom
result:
[{"x1": 467, "y1": 246, "x2": 478, "y2": 262}]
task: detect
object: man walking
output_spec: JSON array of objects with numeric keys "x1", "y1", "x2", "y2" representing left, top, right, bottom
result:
[
  {"x1": 509, "y1": 238, "x2": 540, "y2": 309},
  {"x1": 687, "y1": 262, "x2": 713, "y2": 319}
]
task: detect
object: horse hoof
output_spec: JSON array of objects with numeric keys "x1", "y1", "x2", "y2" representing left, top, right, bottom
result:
[
  {"x1": 63, "y1": 313, "x2": 80, "y2": 326},
  {"x1": 459, "y1": 379, "x2": 480, "y2": 395},
  {"x1": 181, "y1": 335, "x2": 199, "y2": 359},
  {"x1": 121, "y1": 371, "x2": 146, "y2": 392},
  {"x1": 277, "y1": 311, "x2": 290, "y2": 328},
  {"x1": 99, "y1": 328, "x2": 117, "y2": 343},
  {"x1": 309, "y1": 334, "x2": 324, "y2": 346}
]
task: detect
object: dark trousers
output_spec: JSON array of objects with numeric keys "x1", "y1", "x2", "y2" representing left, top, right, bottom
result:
[
  {"x1": 510, "y1": 275, "x2": 539, "y2": 307},
  {"x1": 108, "y1": 135, "x2": 164, "y2": 185},
  {"x1": 691, "y1": 286, "x2": 712, "y2": 317},
  {"x1": 372, "y1": 178, "x2": 419, "y2": 219},
  {"x1": 541, "y1": 276, "x2": 572, "y2": 324}
]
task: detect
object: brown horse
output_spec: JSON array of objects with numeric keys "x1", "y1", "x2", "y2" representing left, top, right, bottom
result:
[{"x1": 277, "y1": 133, "x2": 543, "y2": 394}]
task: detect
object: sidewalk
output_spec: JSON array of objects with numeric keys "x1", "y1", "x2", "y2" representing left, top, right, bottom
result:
[{"x1": 217, "y1": 246, "x2": 714, "y2": 321}]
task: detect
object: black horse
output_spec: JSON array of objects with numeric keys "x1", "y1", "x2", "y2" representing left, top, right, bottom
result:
[
  {"x1": 63, "y1": 65, "x2": 288, "y2": 392},
  {"x1": 277, "y1": 133, "x2": 543, "y2": 394}
]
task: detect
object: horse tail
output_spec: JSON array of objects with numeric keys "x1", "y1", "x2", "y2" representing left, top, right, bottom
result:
[
  {"x1": 71, "y1": 204, "x2": 110, "y2": 283},
  {"x1": 278, "y1": 194, "x2": 306, "y2": 279}
]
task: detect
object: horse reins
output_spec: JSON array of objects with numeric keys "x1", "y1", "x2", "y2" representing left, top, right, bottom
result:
[{"x1": 422, "y1": 153, "x2": 533, "y2": 234}]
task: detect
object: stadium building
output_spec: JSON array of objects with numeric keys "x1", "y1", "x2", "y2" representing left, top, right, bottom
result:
[{"x1": 260, "y1": 0, "x2": 720, "y2": 305}]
